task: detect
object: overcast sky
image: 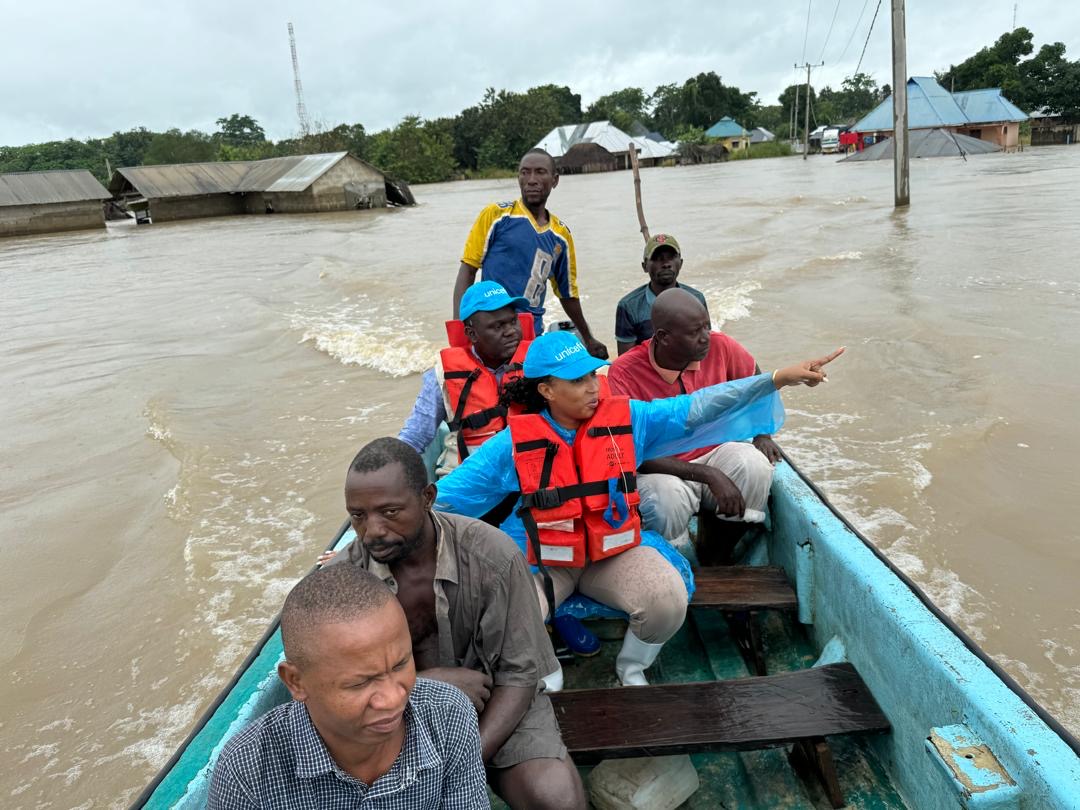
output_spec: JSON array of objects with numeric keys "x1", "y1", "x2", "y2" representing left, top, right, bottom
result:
[{"x1": 2, "y1": 1, "x2": 1077, "y2": 147}]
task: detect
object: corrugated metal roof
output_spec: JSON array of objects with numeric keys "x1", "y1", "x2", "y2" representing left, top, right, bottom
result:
[
  {"x1": 534, "y1": 122, "x2": 676, "y2": 160},
  {"x1": 705, "y1": 117, "x2": 748, "y2": 138},
  {"x1": 854, "y1": 78, "x2": 1027, "y2": 132},
  {"x1": 111, "y1": 152, "x2": 359, "y2": 198},
  {"x1": 0, "y1": 169, "x2": 110, "y2": 207},
  {"x1": 952, "y1": 89, "x2": 1028, "y2": 124},
  {"x1": 750, "y1": 127, "x2": 775, "y2": 143},
  {"x1": 840, "y1": 128, "x2": 1002, "y2": 161},
  {"x1": 264, "y1": 152, "x2": 349, "y2": 192}
]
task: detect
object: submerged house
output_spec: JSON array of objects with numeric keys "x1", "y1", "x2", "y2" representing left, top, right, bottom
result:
[
  {"x1": 0, "y1": 169, "x2": 110, "y2": 237},
  {"x1": 749, "y1": 127, "x2": 776, "y2": 144},
  {"x1": 108, "y1": 152, "x2": 389, "y2": 223},
  {"x1": 534, "y1": 121, "x2": 677, "y2": 173},
  {"x1": 705, "y1": 117, "x2": 750, "y2": 151},
  {"x1": 853, "y1": 77, "x2": 1027, "y2": 151}
]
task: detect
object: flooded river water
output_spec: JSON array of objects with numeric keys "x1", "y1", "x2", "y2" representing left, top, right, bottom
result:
[{"x1": 2, "y1": 147, "x2": 1079, "y2": 805}]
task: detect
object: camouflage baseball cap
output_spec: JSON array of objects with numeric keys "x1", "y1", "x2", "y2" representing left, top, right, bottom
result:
[{"x1": 643, "y1": 233, "x2": 681, "y2": 260}]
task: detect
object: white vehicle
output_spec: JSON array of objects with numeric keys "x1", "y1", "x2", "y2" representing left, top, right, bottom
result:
[{"x1": 821, "y1": 127, "x2": 842, "y2": 154}]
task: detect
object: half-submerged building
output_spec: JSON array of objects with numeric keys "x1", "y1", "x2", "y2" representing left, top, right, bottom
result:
[
  {"x1": 534, "y1": 121, "x2": 678, "y2": 173},
  {"x1": 108, "y1": 152, "x2": 391, "y2": 223},
  {"x1": 0, "y1": 169, "x2": 110, "y2": 237},
  {"x1": 853, "y1": 78, "x2": 1028, "y2": 151}
]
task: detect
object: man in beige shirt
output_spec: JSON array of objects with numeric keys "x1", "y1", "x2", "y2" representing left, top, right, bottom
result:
[{"x1": 329, "y1": 437, "x2": 585, "y2": 810}]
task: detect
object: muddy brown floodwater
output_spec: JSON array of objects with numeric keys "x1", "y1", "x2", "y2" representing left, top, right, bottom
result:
[{"x1": 2, "y1": 146, "x2": 1078, "y2": 806}]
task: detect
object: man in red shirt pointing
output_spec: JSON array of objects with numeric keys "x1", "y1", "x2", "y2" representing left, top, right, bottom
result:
[{"x1": 606, "y1": 287, "x2": 781, "y2": 558}]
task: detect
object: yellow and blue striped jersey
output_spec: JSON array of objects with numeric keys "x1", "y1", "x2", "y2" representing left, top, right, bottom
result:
[{"x1": 461, "y1": 200, "x2": 579, "y2": 325}]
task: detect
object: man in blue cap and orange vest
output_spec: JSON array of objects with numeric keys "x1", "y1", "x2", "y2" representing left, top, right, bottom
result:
[{"x1": 399, "y1": 281, "x2": 533, "y2": 478}]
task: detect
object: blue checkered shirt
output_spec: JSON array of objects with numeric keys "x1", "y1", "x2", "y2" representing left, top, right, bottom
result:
[{"x1": 207, "y1": 678, "x2": 489, "y2": 809}]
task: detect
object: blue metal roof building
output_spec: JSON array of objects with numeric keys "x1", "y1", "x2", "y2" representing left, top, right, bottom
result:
[
  {"x1": 705, "y1": 116, "x2": 748, "y2": 139},
  {"x1": 853, "y1": 77, "x2": 1027, "y2": 132},
  {"x1": 952, "y1": 89, "x2": 1028, "y2": 124}
]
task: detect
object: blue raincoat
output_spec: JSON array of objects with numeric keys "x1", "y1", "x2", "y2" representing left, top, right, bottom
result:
[{"x1": 434, "y1": 373, "x2": 784, "y2": 619}]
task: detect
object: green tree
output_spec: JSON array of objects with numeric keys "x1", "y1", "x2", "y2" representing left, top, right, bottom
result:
[
  {"x1": 649, "y1": 72, "x2": 757, "y2": 135},
  {"x1": 936, "y1": 28, "x2": 1080, "y2": 119},
  {"x1": 102, "y1": 128, "x2": 156, "y2": 169},
  {"x1": 586, "y1": 88, "x2": 648, "y2": 131},
  {"x1": 214, "y1": 114, "x2": 267, "y2": 146},
  {"x1": 366, "y1": 115, "x2": 456, "y2": 183},
  {"x1": 143, "y1": 128, "x2": 217, "y2": 164},
  {"x1": 276, "y1": 122, "x2": 369, "y2": 157},
  {"x1": 936, "y1": 28, "x2": 1035, "y2": 104},
  {"x1": 450, "y1": 84, "x2": 581, "y2": 171}
]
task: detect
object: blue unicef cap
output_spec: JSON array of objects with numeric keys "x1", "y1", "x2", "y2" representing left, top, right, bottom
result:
[
  {"x1": 460, "y1": 281, "x2": 529, "y2": 322},
  {"x1": 523, "y1": 331, "x2": 607, "y2": 380}
]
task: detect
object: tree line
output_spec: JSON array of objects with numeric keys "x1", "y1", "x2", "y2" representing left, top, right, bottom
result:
[{"x1": 1, "y1": 27, "x2": 1076, "y2": 186}]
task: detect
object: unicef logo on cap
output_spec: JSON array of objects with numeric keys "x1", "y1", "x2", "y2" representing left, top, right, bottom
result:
[
  {"x1": 554, "y1": 342, "x2": 585, "y2": 362},
  {"x1": 484, "y1": 285, "x2": 507, "y2": 297}
]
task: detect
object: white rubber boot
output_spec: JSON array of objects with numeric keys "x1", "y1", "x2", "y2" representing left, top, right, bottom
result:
[
  {"x1": 541, "y1": 663, "x2": 564, "y2": 693},
  {"x1": 615, "y1": 630, "x2": 664, "y2": 686}
]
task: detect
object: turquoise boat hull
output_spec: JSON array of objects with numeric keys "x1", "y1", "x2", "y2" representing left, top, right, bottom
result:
[{"x1": 132, "y1": 460, "x2": 1080, "y2": 808}]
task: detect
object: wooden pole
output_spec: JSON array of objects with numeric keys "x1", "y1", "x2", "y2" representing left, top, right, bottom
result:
[
  {"x1": 892, "y1": 0, "x2": 910, "y2": 207},
  {"x1": 628, "y1": 143, "x2": 650, "y2": 242}
]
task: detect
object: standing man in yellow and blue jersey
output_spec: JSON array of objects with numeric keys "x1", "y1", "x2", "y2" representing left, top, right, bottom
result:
[{"x1": 453, "y1": 149, "x2": 609, "y2": 360}]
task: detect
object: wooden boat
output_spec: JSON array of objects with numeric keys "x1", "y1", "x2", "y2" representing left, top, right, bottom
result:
[{"x1": 132, "y1": 450, "x2": 1080, "y2": 808}]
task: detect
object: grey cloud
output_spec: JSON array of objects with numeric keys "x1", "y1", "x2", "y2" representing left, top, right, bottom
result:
[{"x1": 1, "y1": 0, "x2": 1076, "y2": 147}]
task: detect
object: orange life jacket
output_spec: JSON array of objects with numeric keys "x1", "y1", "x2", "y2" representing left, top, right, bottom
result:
[
  {"x1": 510, "y1": 394, "x2": 641, "y2": 569},
  {"x1": 439, "y1": 314, "x2": 534, "y2": 461}
]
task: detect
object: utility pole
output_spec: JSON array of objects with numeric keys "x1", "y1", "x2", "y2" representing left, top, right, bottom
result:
[
  {"x1": 792, "y1": 84, "x2": 800, "y2": 147},
  {"x1": 795, "y1": 62, "x2": 824, "y2": 160},
  {"x1": 288, "y1": 23, "x2": 311, "y2": 137},
  {"x1": 891, "y1": 0, "x2": 909, "y2": 206}
]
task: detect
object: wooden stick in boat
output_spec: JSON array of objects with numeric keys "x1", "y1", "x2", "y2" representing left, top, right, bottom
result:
[{"x1": 629, "y1": 142, "x2": 650, "y2": 242}]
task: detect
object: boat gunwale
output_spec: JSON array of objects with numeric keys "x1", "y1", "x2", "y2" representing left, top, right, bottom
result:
[
  {"x1": 128, "y1": 519, "x2": 351, "y2": 809},
  {"x1": 778, "y1": 447, "x2": 1080, "y2": 758}
]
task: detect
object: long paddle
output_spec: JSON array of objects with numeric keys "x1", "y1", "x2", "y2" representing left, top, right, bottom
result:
[{"x1": 628, "y1": 142, "x2": 650, "y2": 243}]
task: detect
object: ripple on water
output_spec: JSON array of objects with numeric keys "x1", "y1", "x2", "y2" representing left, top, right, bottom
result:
[
  {"x1": 290, "y1": 296, "x2": 436, "y2": 377},
  {"x1": 781, "y1": 408, "x2": 990, "y2": 641}
]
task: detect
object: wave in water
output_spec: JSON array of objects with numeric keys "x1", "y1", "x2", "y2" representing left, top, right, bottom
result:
[
  {"x1": 290, "y1": 297, "x2": 437, "y2": 377},
  {"x1": 781, "y1": 408, "x2": 991, "y2": 640},
  {"x1": 702, "y1": 280, "x2": 761, "y2": 328}
]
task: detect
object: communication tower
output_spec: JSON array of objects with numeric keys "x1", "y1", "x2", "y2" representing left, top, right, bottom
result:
[{"x1": 288, "y1": 23, "x2": 311, "y2": 137}]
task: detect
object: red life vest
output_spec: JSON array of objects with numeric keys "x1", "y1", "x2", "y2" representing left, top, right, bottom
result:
[
  {"x1": 510, "y1": 393, "x2": 641, "y2": 569},
  {"x1": 439, "y1": 314, "x2": 534, "y2": 461}
]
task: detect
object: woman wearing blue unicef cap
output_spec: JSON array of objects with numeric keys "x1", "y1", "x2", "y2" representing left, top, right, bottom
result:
[{"x1": 434, "y1": 330, "x2": 842, "y2": 689}]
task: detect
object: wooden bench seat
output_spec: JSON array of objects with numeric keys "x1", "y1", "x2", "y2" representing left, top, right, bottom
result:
[
  {"x1": 691, "y1": 565, "x2": 798, "y2": 611},
  {"x1": 551, "y1": 663, "x2": 889, "y2": 807},
  {"x1": 690, "y1": 565, "x2": 798, "y2": 675}
]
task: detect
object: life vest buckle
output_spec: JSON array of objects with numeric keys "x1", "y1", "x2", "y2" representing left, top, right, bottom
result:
[{"x1": 523, "y1": 487, "x2": 565, "y2": 510}]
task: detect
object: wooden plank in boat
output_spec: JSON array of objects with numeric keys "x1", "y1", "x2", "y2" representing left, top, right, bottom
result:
[
  {"x1": 550, "y1": 663, "x2": 888, "y2": 763},
  {"x1": 691, "y1": 566, "x2": 798, "y2": 611}
]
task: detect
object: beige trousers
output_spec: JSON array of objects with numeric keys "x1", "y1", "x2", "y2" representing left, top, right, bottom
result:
[
  {"x1": 637, "y1": 442, "x2": 775, "y2": 551},
  {"x1": 532, "y1": 545, "x2": 688, "y2": 644}
]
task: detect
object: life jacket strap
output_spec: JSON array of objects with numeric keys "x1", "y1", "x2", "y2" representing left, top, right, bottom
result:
[
  {"x1": 585, "y1": 424, "x2": 633, "y2": 438},
  {"x1": 518, "y1": 475, "x2": 637, "y2": 511},
  {"x1": 518, "y1": 506, "x2": 557, "y2": 621}
]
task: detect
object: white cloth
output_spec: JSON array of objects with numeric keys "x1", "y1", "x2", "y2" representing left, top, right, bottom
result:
[{"x1": 637, "y1": 442, "x2": 774, "y2": 551}]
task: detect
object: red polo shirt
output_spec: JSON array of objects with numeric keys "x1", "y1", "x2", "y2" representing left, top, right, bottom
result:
[{"x1": 607, "y1": 332, "x2": 757, "y2": 461}]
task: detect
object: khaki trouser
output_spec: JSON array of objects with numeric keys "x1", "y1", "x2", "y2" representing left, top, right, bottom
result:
[
  {"x1": 532, "y1": 545, "x2": 688, "y2": 644},
  {"x1": 637, "y1": 442, "x2": 775, "y2": 553}
]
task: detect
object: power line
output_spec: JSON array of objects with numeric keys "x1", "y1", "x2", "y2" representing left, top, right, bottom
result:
[
  {"x1": 801, "y1": 0, "x2": 814, "y2": 64},
  {"x1": 835, "y1": 0, "x2": 871, "y2": 64},
  {"x1": 854, "y1": 0, "x2": 884, "y2": 77},
  {"x1": 819, "y1": 0, "x2": 843, "y2": 63}
]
